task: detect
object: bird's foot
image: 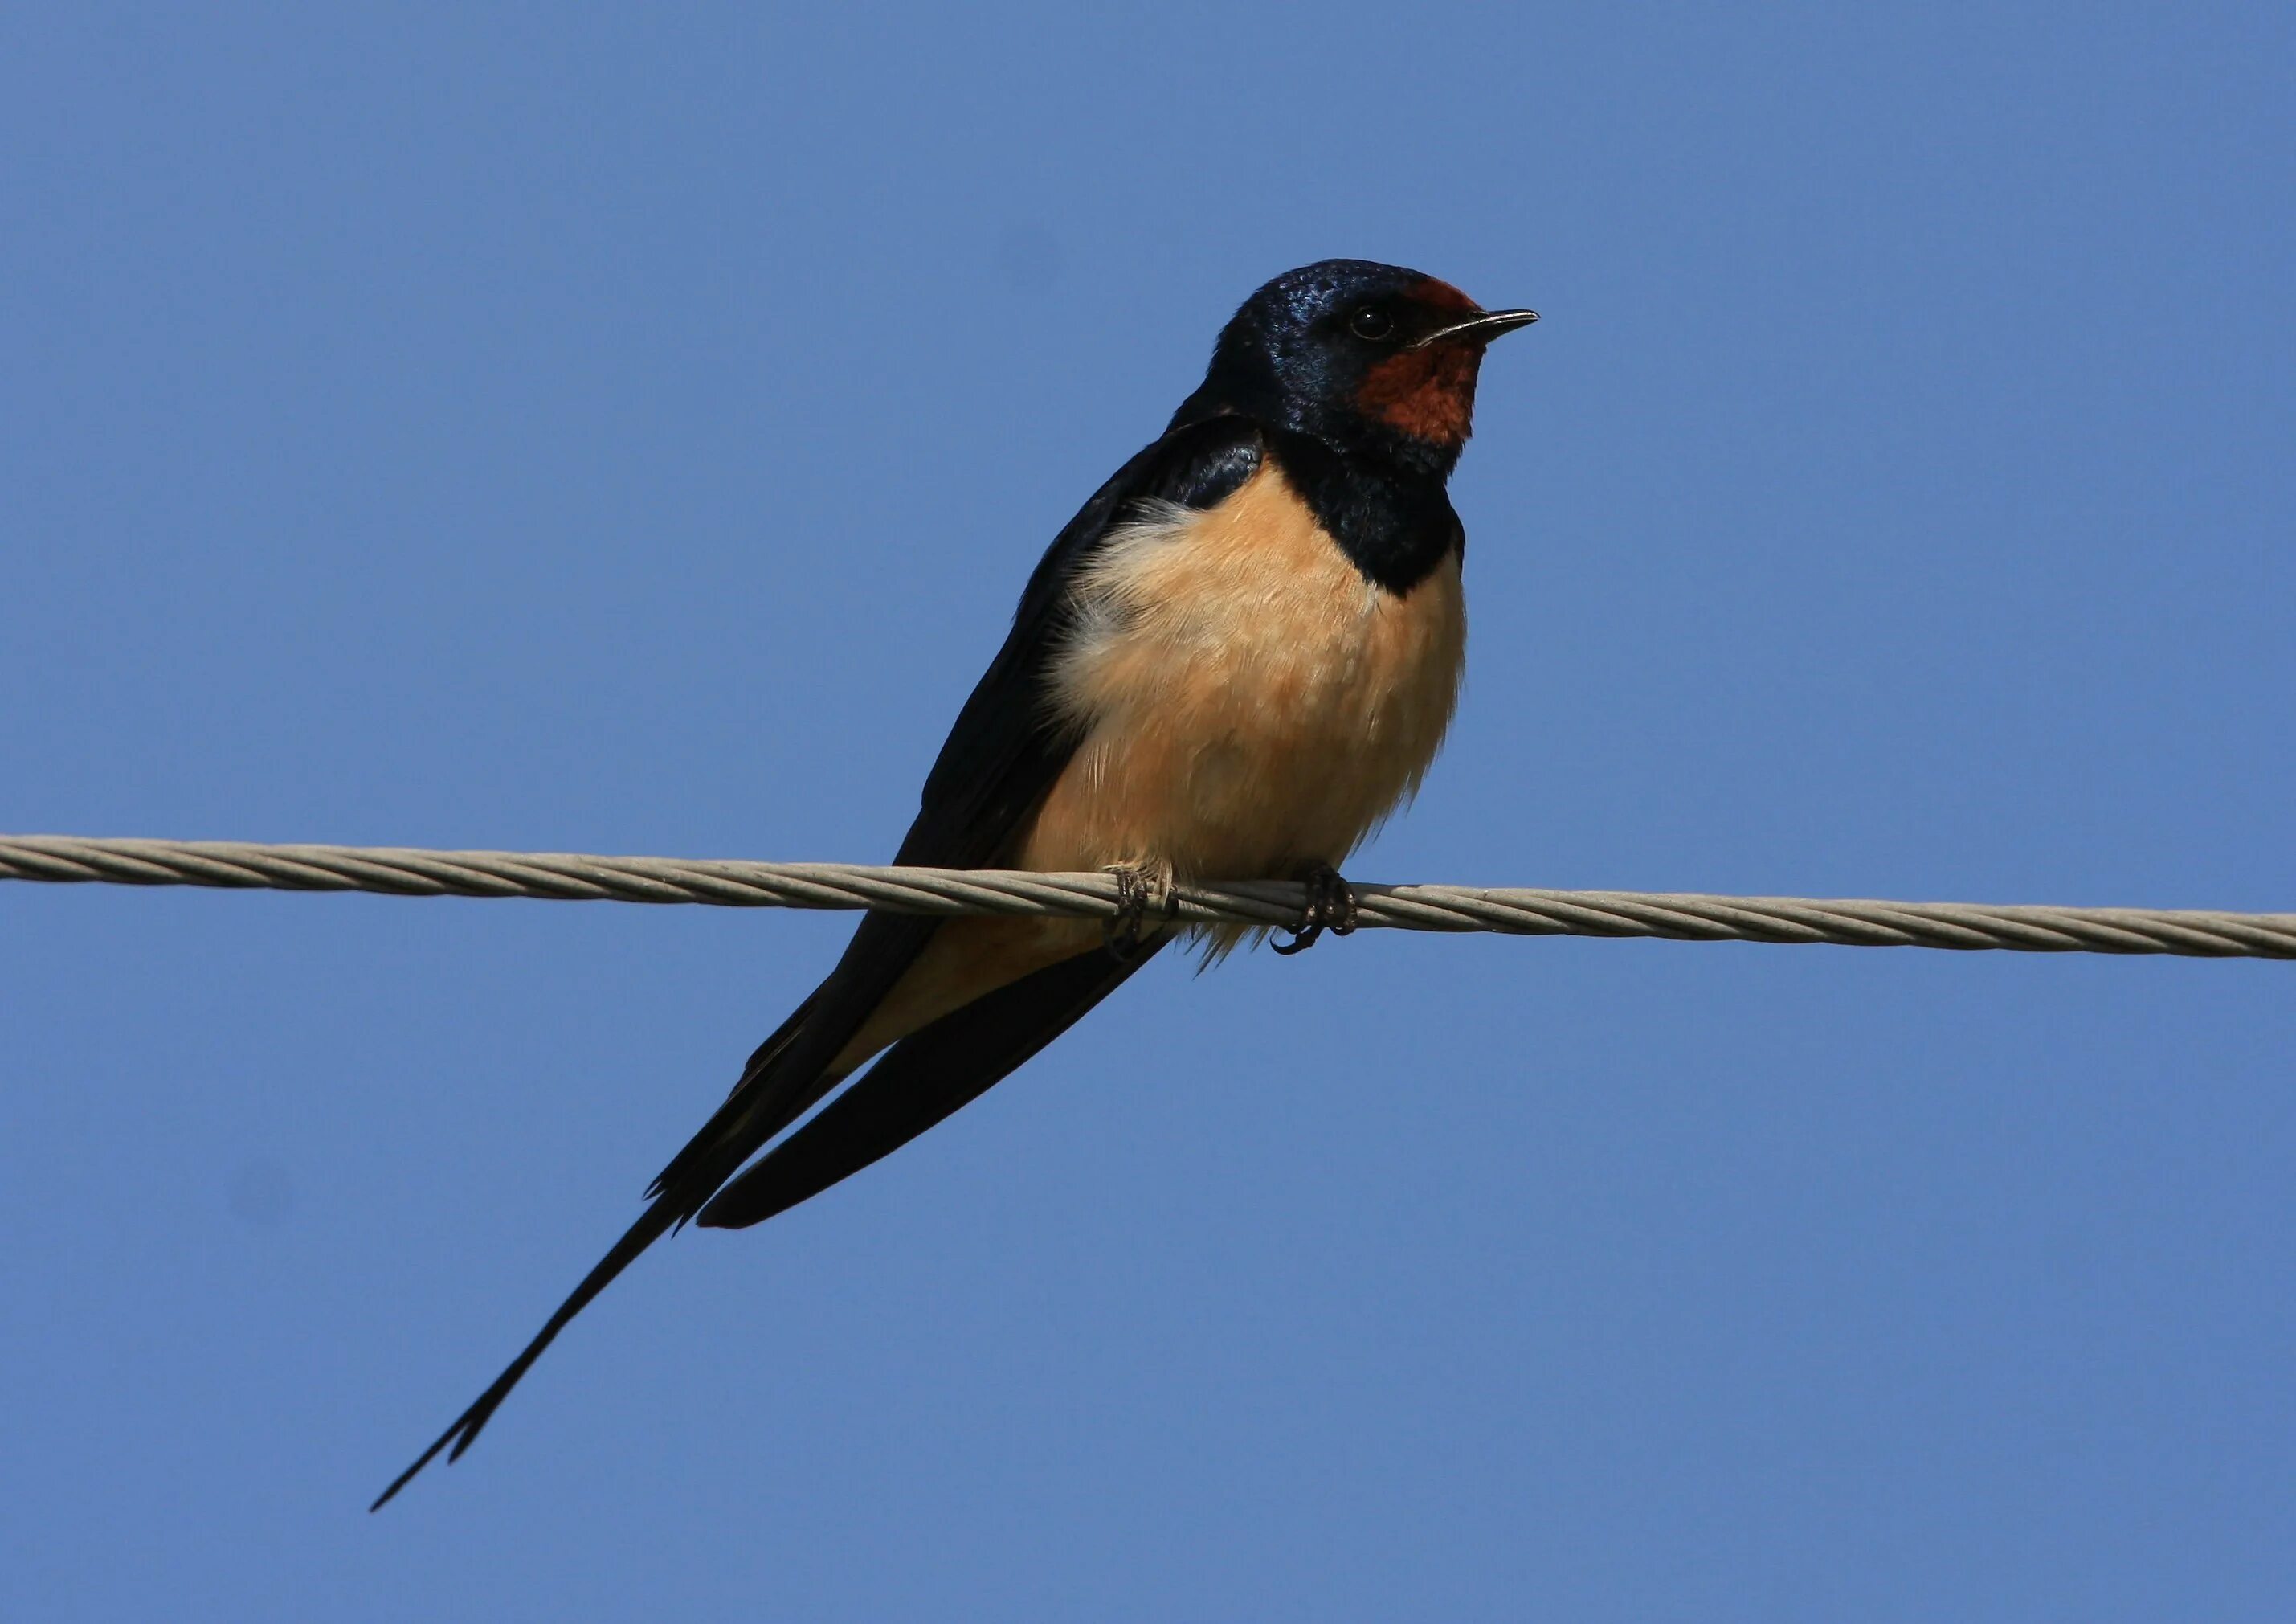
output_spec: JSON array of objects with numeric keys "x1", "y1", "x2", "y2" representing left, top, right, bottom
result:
[
  {"x1": 1272, "y1": 861, "x2": 1358, "y2": 956},
  {"x1": 1102, "y1": 862, "x2": 1173, "y2": 963}
]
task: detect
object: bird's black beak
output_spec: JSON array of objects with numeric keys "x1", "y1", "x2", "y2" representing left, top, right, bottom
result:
[{"x1": 1414, "y1": 309, "x2": 1539, "y2": 349}]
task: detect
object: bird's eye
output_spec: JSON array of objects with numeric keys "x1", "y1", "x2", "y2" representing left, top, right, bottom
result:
[{"x1": 1348, "y1": 306, "x2": 1395, "y2": 341}]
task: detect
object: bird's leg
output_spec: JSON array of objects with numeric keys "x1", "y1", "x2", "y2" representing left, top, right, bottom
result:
[
  {"x1": 1102, "y1": 861, "x2": 1172, "y2": 963},
  {"x1": 1272, "y1": 861, "x2": 1359, "y2": 956}
]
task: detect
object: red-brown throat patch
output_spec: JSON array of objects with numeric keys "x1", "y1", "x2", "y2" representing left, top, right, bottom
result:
[{"x1": 1355, "y1": 343, "x2": 1483, "y2": 445}]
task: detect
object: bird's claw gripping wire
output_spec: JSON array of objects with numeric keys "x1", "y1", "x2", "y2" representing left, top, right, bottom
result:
[
  {"x1": 1273, "y1": 862, "x2": 1358, "y2": 956},
  {"x1": 1102, "y1": 864, "x2": 1173, "y2": 963}
]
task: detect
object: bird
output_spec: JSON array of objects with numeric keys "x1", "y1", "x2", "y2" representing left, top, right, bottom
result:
[{"x1": 372, "y1": 259, "x2": 1536, "y2": 1508}]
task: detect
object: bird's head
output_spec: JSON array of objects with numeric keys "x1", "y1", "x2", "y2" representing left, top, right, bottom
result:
[{"x1": 1173, "y1": 260, "x2": 1537, "y2": 477}]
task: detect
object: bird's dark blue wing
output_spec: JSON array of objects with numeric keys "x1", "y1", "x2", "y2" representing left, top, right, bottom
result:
[
  {"x1": 648, "y1": 414, "x2": 1261, "y2": 1204},
  {"x1": 907, "y1": 415, "x2": 1264, "y2": 867}
]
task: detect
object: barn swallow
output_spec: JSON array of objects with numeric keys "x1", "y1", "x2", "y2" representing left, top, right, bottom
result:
[{"x1": 374, "y1": 259, "x2": 1535, "y2": 1507}]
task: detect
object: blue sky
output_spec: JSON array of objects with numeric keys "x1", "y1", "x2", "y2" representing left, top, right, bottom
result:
[{"x1": 3, "y1": 3, "x2": 2293, "y2": 1617}]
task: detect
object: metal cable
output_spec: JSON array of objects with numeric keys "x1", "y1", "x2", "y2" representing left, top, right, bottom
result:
[{"x1": 2, "y1": 834, "x2": 2290, "y2": 959}]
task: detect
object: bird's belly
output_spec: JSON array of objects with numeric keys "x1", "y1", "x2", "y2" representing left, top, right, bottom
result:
[
  {"x1": 836, "y1": 468, "x2": 1465, "y2": 1066},
  {"x1": 1022, "y1": 465, "x2": 1466, "y2": 882}
]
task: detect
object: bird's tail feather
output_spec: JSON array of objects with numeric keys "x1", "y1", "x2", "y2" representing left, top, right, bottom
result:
[
  {"x1": 369, "y1": 1194, "x2": 683, "y2": 1511},
  {"x1": 374, "y1": 995, "x2": 847, "y2": 1510}
]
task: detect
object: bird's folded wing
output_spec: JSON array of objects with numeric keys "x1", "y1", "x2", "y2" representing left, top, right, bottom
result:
[{"x1": 646, "y1": 415, "x2": 1264, "y2": 1215}]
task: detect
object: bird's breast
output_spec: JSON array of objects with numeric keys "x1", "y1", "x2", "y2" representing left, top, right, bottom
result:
[{"x1": 1025, "y1": 462, "x2": 1465, "y2": 882}]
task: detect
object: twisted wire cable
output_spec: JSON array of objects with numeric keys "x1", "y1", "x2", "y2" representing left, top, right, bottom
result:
[{"x1": 2, "y1": 834, "x2": 2290, "y2": 959}]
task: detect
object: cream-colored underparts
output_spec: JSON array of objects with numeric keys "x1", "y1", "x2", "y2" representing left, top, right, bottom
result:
[
  {"x1": 1033, "y1": 463, "x2": 1465, "y2": 885},
  {"x1": 834, "y1": 461, "x2": 1467, "y2": 1068}
]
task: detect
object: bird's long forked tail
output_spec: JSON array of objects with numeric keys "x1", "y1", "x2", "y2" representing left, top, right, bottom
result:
[
  {"x1": 369, "y1": 1195, "x2": 684, "y2": 1511},
  {"x1": 370, "y1": 934, "x2": 1162, "y2": 1509},
  {"x1": 373, "y1": 1025, "x2": 917, "y2": 1508},
  {"x1": 370, "y1": 991, "x2": 839, "y2": 1510}
]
